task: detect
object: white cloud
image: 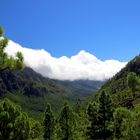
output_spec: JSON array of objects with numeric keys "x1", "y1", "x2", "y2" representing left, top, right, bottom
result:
[{"x1": 5, "y1": 40, "x2": 127, "y2": 81}]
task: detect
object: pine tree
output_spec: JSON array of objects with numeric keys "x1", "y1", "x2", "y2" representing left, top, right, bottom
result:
[
  {"x1": 98, "y1": 90, "x2": 113, "y2": 140},
  {"x1": 58, "y1": 102, "x2": 77, "y2": 140},
  {"x1": 87, "y1": 90, "x2": 113, "y2": 140},
  {"x1": 87, "y1": 102, "x2": 99, "y2": 139},
  {"x1": 43, "y1": 104, "x2": 55, "y2": 140},
  {"x1": 0, "y1": 26, "x2": 24, "y2": 72},
  {"x1": 113, "y1": 107, "x2": 131, "y2": 140},
  {"x1": 0, "y1": 98, "x2": 30, "y2": 140}
]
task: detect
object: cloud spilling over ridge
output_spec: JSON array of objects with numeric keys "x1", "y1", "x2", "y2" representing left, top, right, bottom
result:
[{"x1": 5, "y1": 40, "x2": 127, "y2": 81}]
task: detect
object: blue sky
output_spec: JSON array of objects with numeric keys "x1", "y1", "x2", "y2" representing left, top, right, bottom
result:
[{"x1": 1, "y1": 0, "x2": 140, "y2": 61}]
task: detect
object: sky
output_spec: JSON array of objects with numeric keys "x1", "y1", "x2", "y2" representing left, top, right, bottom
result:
[
  {"x1": 0, "y1": 0, "x2": 140, "y2": 62},
  {"x1": 0, "y1": 0, "x2": 140, "y2": 80}
]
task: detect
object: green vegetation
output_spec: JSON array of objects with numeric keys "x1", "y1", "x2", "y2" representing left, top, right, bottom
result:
[
  {"x1": 0, "y1": 26, "x2": 24, "y2": 73},
  {"x1": 113, "y1": 107, "x2": 131, "y2": 139},
  {"x1": 88, "y1": 55, "x2": 140, "y2": 139},
  {"x1": 127, "y1": 72, "x2": 140, "y2": 94},
  {"x1": 0, "y1": 98, "x2": 42, "y2": 140},
  {"x1": 97, "y1": 56, "x2": 140, "y2": 108},
  {"x1": 58, "y1": 102, "x2": 77, "y2": 140},
  {"x1": 87, "y1": 90, "x2": 113, "y2": 140},
  {"x1": 43, "y1": 104, "x2": 55, "y2": 140}
]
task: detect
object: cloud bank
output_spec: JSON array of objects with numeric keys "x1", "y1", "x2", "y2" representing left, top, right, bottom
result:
[{"x1": 5, "y1": 40, "x2": 127, "y2": 81}]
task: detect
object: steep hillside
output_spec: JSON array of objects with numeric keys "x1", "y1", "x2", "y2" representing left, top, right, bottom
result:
[
  {"x1": 98, "y1": 55, "x2": 140, "y2": 108},
  {"x1": 0, "y1": 67, "x2": 69, "y2": 97}
]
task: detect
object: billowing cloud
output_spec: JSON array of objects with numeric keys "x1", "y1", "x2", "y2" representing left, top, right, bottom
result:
[{"x1": 5, "y1": 40, "x2": 127, "y2": 81}]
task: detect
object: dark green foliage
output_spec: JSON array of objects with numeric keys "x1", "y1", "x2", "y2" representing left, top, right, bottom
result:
[
  {"x1": 113, "y1": 107, "x2": 131, "y2": 140},
  {"x1": 127, "y1": 72, "x2": 140, "y2": 92},
  {"x1": 87, "y1": 102, "x2": 99, "y2": 139},
  {"x1": 112, "y1": 105, "x2": 140, "y2": 140},
  {"x1": 123, "y1": 105, "x2": 140, "y2": 140},
  {"x1": 0, "y1": 98, "x2": 30, "y2": 140},
  {"x1": 0, "y1": 98, "x2": 43, "y2": 140},
  {"x1": 29, "y1": 119, "x2": 43, "y2": 139},
  {"x1": 94, "y1": 56, "x2": 140, "y2": 139},
  {"x1": 87, "y1": 91, "x2": 113, "y2": 140},
  {"x1": 58, "y1": 102, "x2": 77, "y2": 140},
  {"x1": 97, "y1": 56, "x2": 140, "y2": 109},
  {"x1": 0, "y1": 26, "x2": 24, "y2": 72},
  {"x1": 0, "y1": 26, "x2": 3, "y2": 37},
  {"x1": 98, "y1": 91, "x2": 113, "y2": 140},
  {"x1": 43, "y1": 104, "x2": 55, "y2": 140}
]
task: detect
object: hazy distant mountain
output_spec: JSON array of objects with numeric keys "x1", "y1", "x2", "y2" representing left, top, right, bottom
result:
[{"x1": 57, "y1": 80, "x2": 104, "y2": 97}]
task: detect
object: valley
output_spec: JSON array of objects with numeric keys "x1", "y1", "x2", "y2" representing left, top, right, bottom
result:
[{"x1": 0, "y1": 67, "x2": 104, "y2": 120}]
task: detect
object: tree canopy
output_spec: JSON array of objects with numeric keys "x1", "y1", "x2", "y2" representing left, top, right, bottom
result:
[
  {"x1": 0, "y1": 98, "x2": 30, "y2": 140},
  {"x1": 0, "y1": 26, "x2": 24, "y2": 72}
]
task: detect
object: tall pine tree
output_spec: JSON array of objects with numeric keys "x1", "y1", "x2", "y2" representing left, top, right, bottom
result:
[
  {"x1": 98, "y1": 90, "x2": 113, "y2": 140},
  {"x1": 87, "y1": 102, "x2": 99, "y2": 139},
  {"x1": 87, "y1": 90, "x2": 113, "y2": 140},
  {"x1": 43, "y1": 104, "x2": 55, "y2": 140},
  {"x1": 58, "y1": 102, "x2": 77, "y2": 140}
]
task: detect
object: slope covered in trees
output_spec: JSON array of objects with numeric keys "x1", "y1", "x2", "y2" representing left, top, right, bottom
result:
[
  {"x1": 86, "y1": 55, "x2": 140, "y2": 139},
  {"x1": 98, "y1": 55, "x2": 140, "y2": 108}
]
